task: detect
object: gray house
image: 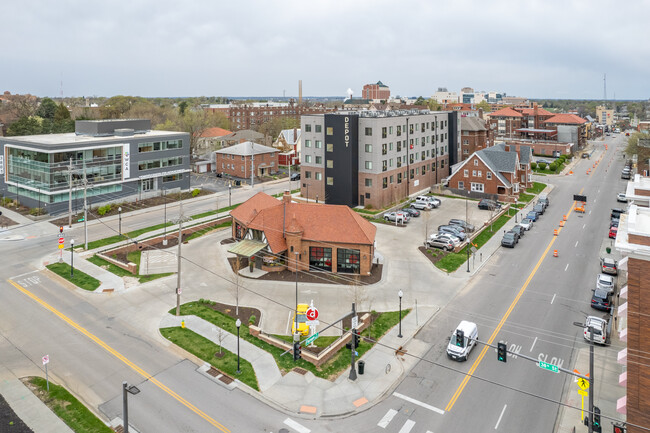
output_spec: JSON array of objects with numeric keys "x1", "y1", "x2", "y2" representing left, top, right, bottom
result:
[{"x1": 0, "y1": 119, "x2": 190, "y2": 215}]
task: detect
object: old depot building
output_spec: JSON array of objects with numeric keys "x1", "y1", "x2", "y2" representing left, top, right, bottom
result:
[{"x1": 228, "y1": 191, "x2": 377, "y2": 275}]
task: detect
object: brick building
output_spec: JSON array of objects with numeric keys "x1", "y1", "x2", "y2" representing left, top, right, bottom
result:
[
  {"x1": 214, "y1": 141, "x2": 279, "y2": 179},
  {"x1": 362, "y1": 81, "x2": 391, "y2": 101},
  {"x1": 229, "y1": 191, "x2": 377, "y2": 275},
  {"x1": 447, "y1": 143, "x2": 532, "y2": 202},
  {"x1": 542, "y1": 113, "x2": 588, "y2": 149},
  {"x1": 460, "y1": 117, "x2": 492, "y2": 161},
  {"x1": 274, "y1": 128, "x2": 301, "y2": 167},
  {"x1": 487, "y1": 107, "x2": 523, "y2": 138},
  {"x1": 300, "y1": 109, "x2": 460, "y2": 209}
]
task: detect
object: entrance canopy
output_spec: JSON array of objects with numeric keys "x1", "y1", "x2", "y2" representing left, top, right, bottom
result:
[{"x1": 228, "y1": 239, "x2": 267, "y2": 257}]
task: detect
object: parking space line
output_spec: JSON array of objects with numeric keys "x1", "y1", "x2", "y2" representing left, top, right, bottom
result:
[
  {"x1": 495, "y1": 404, "x2": 507, "y2": 429},
  {"x1": 564, "y1": 263, "x2": 569, "y2": 271},
  {"x1": 530, "y1": 337, "x2": 537, "y2": 352},
  {"x1": 575, "y1": 241, "x2": 579, "y2": 248},
  {"x1": 551, "y1": 293, "x2": 556, "y2": 304},
  {"x1": 399, "y1": 420, "x2": 416, "y2": 433},
  {"x1": 284, "y1": 418, "x2": 310, "y2": 433}
]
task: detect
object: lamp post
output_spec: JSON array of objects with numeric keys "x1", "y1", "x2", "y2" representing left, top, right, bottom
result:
[
  {"x1": 514, "y1": 199, "x2": 518, "y2": 223},
  {"x1": 70, "y1": 239, "x2": 75, "y2": 278},
  {"x1": 294, "y1": 251, "x2": 299, "y2": 336},
  {"x1": 228, "y1": 183, "x2": 232, "y2": 207},
  {"x1": 398, "y1": 290, "x2": 403, "y2": 338},
  {"x1": 118, "y1": 207, "x2": 122, "y2": 237},
  {"x1": 574, "y1": 321, "x2": 595, "y2": 432},
  {"x1": 236, "y1": 318, "x2": 241, "y2": 374},
  {"x1": 466, "y1": 191, "x2": 470, "y2": 273},
  {"x1": 122, "y1": 381, "x2": 140, "y2": 433}
]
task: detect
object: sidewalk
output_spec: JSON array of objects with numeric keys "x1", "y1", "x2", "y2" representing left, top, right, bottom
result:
[{"x1": 160, "y1": 305, "x2": 439, "y2": 417}]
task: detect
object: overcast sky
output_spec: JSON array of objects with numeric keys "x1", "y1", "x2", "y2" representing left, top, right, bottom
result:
[{"x1": 3, "y1": 0, "x2": 649, "y2": 100}]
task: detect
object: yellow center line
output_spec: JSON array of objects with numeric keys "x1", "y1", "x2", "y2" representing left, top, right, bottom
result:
[
  {"x1": 7, "y1": 279, "x2": 230, "y2": 433},
  {"x1": 445, "y1": 187, "x2": 584, "y2": 412}
]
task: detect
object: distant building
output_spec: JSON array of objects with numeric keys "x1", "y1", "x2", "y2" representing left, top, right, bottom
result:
[
  {"x1": 543, "y1": 113, "x2": 588, "y2": 149},
  {"x1": 214, "y1": 141, "x2": 279, "y2": 179},
  {"x1": 196, "y1": 127, "x2": 232, "y2": 154},
  {"x1": 362, "y1": 81, "x2": 391, "y2": 101},
  {"x1": 596, "y1": 105, "x2": 615, "y2": 127},
  {"x1": 218, "y1": 129, "x2": 269, "y2": 147},
  {"x1": 432, "y1": 88, "x2": 460, "y2": 104},
  {"x1": 274, "y1": 128, "x2": 301, "y2": 167},
  {"x1": 460, "y1": 117, "x2": 492, "y2": 160}
]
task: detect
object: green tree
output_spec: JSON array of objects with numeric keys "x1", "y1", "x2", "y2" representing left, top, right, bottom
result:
[
  {"x1": 100, "y1": 95, "x2": 144, "y2": 119},
  {"x1": 477, "y1": 100, "x2": 491, "y2": 113},
  {"x1": 54, "y1": 103, "x2": 71, "y2": 122},
  {"x1": 426, "y1": 99, "x2": 442, "y2": 111},
  {"x1": 36, "y1": 98, "x2": 57, "y2": 119},
  {"x1": 7, "y1": 116, "x2": 41, "y2": 136},
  {"x1": 178, "y1": 101, "x2": 188, "y2": 116},
  {"x1": 415, "y1": 96, "x2": 426, "y2": 106}
]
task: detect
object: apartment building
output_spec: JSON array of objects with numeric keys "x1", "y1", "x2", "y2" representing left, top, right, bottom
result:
[
  {"x1": 362, "y1": 81, "x2": 391, "y2": 101},
  {"x1": 597, "y1": 105, "x2": 615, "y2": 127},
  {"x1": 214, "y1": 141, "x2": 279, "y2": 179},
  {"x1": 460, "y1": 117, "x2": 492, "y2": 160},
  {"x1": 0, "y1": 119, "x2": 189, "y2": 214},
  {"x1": 300, "y1": 110, "x2": 459, "y2": 209}
]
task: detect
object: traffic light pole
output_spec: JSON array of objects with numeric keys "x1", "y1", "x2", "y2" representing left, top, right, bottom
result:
[
  {"x1": 588, "y1": 325, "x2": 594, "y2": 433},
  {"x1": 349, "y1": 302, "x2": 357, "y2": 381}
]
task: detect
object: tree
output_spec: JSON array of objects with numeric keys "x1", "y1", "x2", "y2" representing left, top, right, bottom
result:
[
  {"x1": 626, "y1": 132, "x2": 650, "y2": 156},
  {"x1": 415, "y1": 96, "x2": 426, "y2": 106},
  {"x1": 426, "y1": 98, "x2": 442, "y2": 111},
  {"x1": 100, "y1": 95, "x2": 144, "y2": 119},
  {"x1": 477, "y1": 100, "x2": 491, "y2": 113},
  {"x1": 36, "y1": 98, "x2": 57, "y2": 119},
  {"x1": 7, "y1": 94, "x2": 38, "y2": 119},
  {"x1": 257, "y1": 116, "x2": 300, "y2": 144},
  {"x1": 7, "y1": 116, "x2": 41, "y2": 136},
  {"x1": 54, "y1": 103, "x2": 71, "y2": 122},
  {"x1": 178, "y1": 101, "x2": 188, "y2": 116}
]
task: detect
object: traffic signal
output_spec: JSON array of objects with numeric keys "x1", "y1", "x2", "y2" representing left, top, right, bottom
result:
[
  {"x1": 613, "y1": 423, "x2": 626, "y2": 433},
  {"x1": 593, "y1": 406, "x2": 601, "y2": 432},
  {"x1": 455, "y1": 330, "x2": 464, "y2": 347},
  {"x1": 59, "y1": 226, "x2": 64, "y2": 233},
  {"x1": 293, "y1": 341, "x2": 301, "y2": 361},
  {"x1": 497, "y1": 342, "x2": 507, "y2": 362},
  {"x1": 353, "y1": 330, "x2": 360, "y2": 347}
]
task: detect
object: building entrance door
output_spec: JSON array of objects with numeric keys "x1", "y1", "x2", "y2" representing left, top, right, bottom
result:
[{"x1": 359, "y1": 195, "x2": 364, "y2": 206}]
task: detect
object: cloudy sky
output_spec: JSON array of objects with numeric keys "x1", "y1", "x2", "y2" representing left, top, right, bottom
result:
[{"x1": 3, "y1": 0, "x2": 649, "y2": 100}]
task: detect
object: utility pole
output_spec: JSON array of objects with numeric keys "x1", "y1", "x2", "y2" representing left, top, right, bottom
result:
[
  {"x1": 83, "y1": 161, "x2": 88, "y2": 250},
  {"x1": 588, "y1": 324, "x2": 594, "y2": 433},
  {"x1": 349, "y1": 302, "x2": 357, "y2": 381},
  {"x1": 173, "y1": 198, "x2": 191, "y2": 316},
  {"x1": 68, "y1": 158, "x2": 73, "y2": 228},
  {"x1": 250, "y1": 142, "x2": 255, "y2": 187}
]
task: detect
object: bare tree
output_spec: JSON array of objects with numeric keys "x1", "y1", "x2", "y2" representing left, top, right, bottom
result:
[
  {"x1": 349, "y1": 274, "x2": 368, "y2": 313},
  {"x1": 215, "y1": 327, "x2": 226, "y2": 355},
  {"x1": 7, "y1": 94, "x2": 38, "y2": 119}
]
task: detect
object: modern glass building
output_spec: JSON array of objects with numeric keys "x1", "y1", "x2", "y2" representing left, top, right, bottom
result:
[{"x1": 0, "y1": 119, "x2": 190, "y2": 215}]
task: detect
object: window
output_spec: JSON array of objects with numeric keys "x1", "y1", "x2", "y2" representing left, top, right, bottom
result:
[
  {"x1": 382, "y1": 143, "x2": 387, "y2": 155},
  {"x1": 464, "y1": 169, "x2": 469, "y2": 177},
  {"x1": 421, "y1": 151, "x2": 425, "y2": 161},
  {"x1": 397, "y1": 141, "x2": 402, "y2": 151},
  {"x1": 380, "y1": 177, "x2": 387, "y2": 189},
  {"x1": 315, "y1": 140, "x2": 322, "y2": 149},
  {"x1": 478, "y1": 170, "x2": 482, "y2": 177},
  {"x1": 390, "y1": 175, "x2": 394, "y2": 183},
  {"x1": 305, "y1": 139, "x2": 311, "y2": 148},
  {"x1": 305, "y1": 155, "x2": 312, "y2": 163},
  {"x1": 441, "y1": 160, "x2": 445, "y2": 168},
  {"x1": 326, "y1": 127, "x2": 333, "y2": 135},
  {"x1": 365, "y1": 127, "x2": 372, "y2": 136},
  {"x1": 471, "y1": 182, "x2": 484, "y2": 192},
  {"x1": 310, "y1": 247, "x2": 332, "y2": 271},
  {"x1": 326, "y1": 177, "x2": 334, "y2": 185},
  {"x1": 397, "y1": 125, "x2": 401, "y2": 136},
  {"x1": 382, "y1": 127, "x2": 387, "y2": 138},
  {"x1": 421, "y1": 123, "x2": 426, "y2": 133},
  {"x1": 365, "y1": 178, "x2": 372, "y2": 187},
  {"x1": 365, "y1": 161, "x2": 372, "y2": 170},
  {"x1": 397, "y1": 172, "x2": 402, "y2": 183},
  {"x1": 410, "y1": 169, "x2": 414, "y2": 179},
  {"x1": 241, "y1": 166, "x2": 245, "y2": 172},
  {"x1": 409, "y1": 124, "x2": 414, "y2": 134},
  {"x1": 472, "y1": 170, "x2": 477, "y2": 176},
  {"x1": 463, "y1": 149, "x2": 469, "y2": 154},
  {"x1": 163, "y1": 174, "x2": 182, "y2": 182},
  {"x1": 382, "y1": 160, "x2": 387, "y2": 172},
  {"x1": 389, "y1": 158, "x2": 393, "y2": 167},
  {"x1": 365, "y1": 192, "x2": 370, "y2": 198},
  {"x1": 410, "y1": 154, "x2": 414, "y2": 164},
  {"x1": 463, "y1": 139, "x2": 469, "y2": 145},
  {"x1": 458, "y1": 181, "x2": 464, "y2": 189},
  {"x1": 315, "y1": 125, "x2": 322, "y2": 133},
  {"x1": 315, "y1": 156, "x2": 322, "y2": 164},
  {"x1": 315, "y1": 172, "x2": 322, "y2": 180},
  {"x1": 389, "y1": 142, "x2": 393, "y2": 151},
  {"x1": 365, "y1": 144, "x2": 373, "y2": 153},
  {"x1": 221, "y1": 162, "x2": 224, "y2": 168},
  {"x1": 487, "y1": 172, "x2": 492, "y2": 180},
  {"x1": 326, "y1": 143, "x2": 333, "y2": 152},
  {"x1": 422, "y1": 165, "x2": 426, "y2": 175},
  {"x1": 305, "y1": 171, "x2": 312, "y2": 178},
  {"x1": 326, "y1": 159, "x2": 333, "y2": 168},
  {"x1": 474, "y1": 159, "x2": 478, "y2": 166},
  {"x1": 305, "y1": 124, "x2": 312, "y2": 132},
  {"x1": 389, "y1": 126, "x2": 393, "y2": 134},
  {"x1": 337, "y1": 248, "x2": 360, "y2": 274}
]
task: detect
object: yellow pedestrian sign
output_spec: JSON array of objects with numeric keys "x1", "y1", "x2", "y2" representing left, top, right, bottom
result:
[{"x1": 577, "y1": 377, "x2": 589, "y2": 390}]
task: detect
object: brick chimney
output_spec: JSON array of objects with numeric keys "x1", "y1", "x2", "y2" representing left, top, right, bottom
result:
[{"x1": 283, "y1": 190, "x2": 292, "y2": 204}]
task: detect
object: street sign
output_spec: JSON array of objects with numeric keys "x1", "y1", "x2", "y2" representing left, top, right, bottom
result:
[
  {"x1": 305, "y1": 320, "x2": 319, "y2": 326},
  {"x1": 538, "y1": 360, "x2": 559, "y2": 373},
  {"x1": 305, "y1": 333, "x2": 319, "y2": 345},
  {"x1": 351, "y1": 316, "x2": 358, "y2": 329},
  {"x1": 58, "y1": 237, "x2": 65, "y2": 244},
  {"x1": 58, "y1": 244, "x2": 64, "y2": 249},
  {"x1": 577, "y1": 377, "x2": 590, "y2": 390},
  {"x1": 42, "y1": 355, "x2": 49, "y2": 365},
  {"x1": 78, "y1": 217, "x2": 85, "y2": 222},
  {"x1": 306, "y1": 307, "x2": 319, "y2": 321}
]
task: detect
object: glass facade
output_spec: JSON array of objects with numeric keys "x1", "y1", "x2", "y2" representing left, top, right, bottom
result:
[
  {"x1": 309, "y1": 246, "x2": 332, "y2": 271},
  {"x1": 337, "y1": 248, "x2": 360, "y2": 274}
]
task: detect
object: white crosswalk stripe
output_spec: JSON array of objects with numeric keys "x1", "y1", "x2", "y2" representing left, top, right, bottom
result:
[
  {"x1": 377, "y1": 408, "x2": 398, "y2": 428},
  {"x1": 398, "y1": 419, "x2": 416, "y2": 433}
]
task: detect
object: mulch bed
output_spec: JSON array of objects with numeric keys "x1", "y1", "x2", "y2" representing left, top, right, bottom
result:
[
  {"x1": 0, "y1": 215, "x2": 18, "y2": 228},
  {"x1": 418, "y1": 246, "x2": 448, "y2": 265},
  {"x1": 0, "y1": 393, "x2": 33, "y2": 433},
  {"x1": 199, "y1": 300, "x2": 261, "y2": 328}
]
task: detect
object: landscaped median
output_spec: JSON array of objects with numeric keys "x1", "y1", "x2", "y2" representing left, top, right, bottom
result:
[
  {"x1": 161, "y1": 300, "x2": 409, "y2": 385},
  {"x1": 46, "y1": 262, "x2": 101, "y2": 291}
]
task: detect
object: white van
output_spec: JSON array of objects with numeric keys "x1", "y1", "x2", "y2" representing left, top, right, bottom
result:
[
  {"x1": 447, "y1": 321, "x2": 478, "y2": 361},
  {"x1": 416, "y1": 195, "x2": 441, "y2": 208}
]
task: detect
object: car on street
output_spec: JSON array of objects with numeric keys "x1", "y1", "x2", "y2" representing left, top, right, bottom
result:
[
  {"x1": 536, "y1": 159, "x2": 551, "y2": 165},
  {"x1": 581, "y1": 152, "x2": 590, "y2": 159},
  {"x1": 584, "y1": 316, "x2": 608, "y2": 345},
  {"x1": 622, "y1": 170, "x2": 631, "y2": 179},
  {"x1": 617, "y1": 192, "x2": 627, "y2": 203},
  {"x1": 611, "y1": 208, "x2": 625, "y2": 220},
  {"x1": 609, "y1": 226, "x2": 618, "y2": 239},
  {"x1": 478, "y1": 199, "x2": 501, "y2": 210},
  {"x1": 538, "y1": 194, "x2": 550, "y2": 208},
  {"x1": 501, "y1": 232, "x2": 517, "y2": 248},
  {"x1": 526, "y1": 211, "x2": 539, "y2": 221},
  {"x1": 426, "y1": 235, "x2": 455, "y2": 251},
  {"x1": 384, "y1": 211, "x2": 410, "y2": 223},
  {"x1": 431, "y1": 233, "x2": 461, "y2": 247},
  {"x1": 601, "y1": 257, "x2": 618, "y2": 275},
  {"x1": 438, "y1": 225, "x2": 467, "y2": 241},
  {"x1": 596, "y1": 273, "x2": 615, "y2": 294},
  {"x1": 401, "y1": 208, "x2": 420, "y2": 217},
  {"x1": 519, "y1": 218, "x2": 534, "y2": 230},
  {"x1": 291, "y1": 304, "x2": 310, "y2": 336},
  {"x1": 510, "y1": 225, "x2": 525, "y2": 238},
  {"x1": 591, "y1": 288, "x2": 612, "y2": 312},
  {"x1": 449, "y1": 219, "x2": 476, "y2": 232},
  {"x1": 533, "y1": 203, "x2": 545, "y2": 215},
  {"x1": 290, "y1": 172, "x2": 300, "y2": 181}
]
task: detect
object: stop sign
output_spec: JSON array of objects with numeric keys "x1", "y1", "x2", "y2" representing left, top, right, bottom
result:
[{"x1": 306, "y1": 307, "x2": 318, "y2": 321}]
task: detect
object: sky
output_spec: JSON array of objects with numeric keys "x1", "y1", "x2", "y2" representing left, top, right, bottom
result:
[{"x1": 2, "y1": 0, "x2": 649, "y2": 100}]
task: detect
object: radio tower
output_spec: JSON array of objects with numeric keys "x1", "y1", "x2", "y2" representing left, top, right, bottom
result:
[{"x1": 603, "y1": 73, "x2": 607, "y2": 104}]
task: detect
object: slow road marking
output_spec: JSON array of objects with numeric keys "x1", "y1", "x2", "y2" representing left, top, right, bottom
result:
[
  {"x1": 7, "y1": 279, "x2": 230, "y2": 433},
  {"x1": 529, "y1": 337, "x2": 537, "y2": 352}
]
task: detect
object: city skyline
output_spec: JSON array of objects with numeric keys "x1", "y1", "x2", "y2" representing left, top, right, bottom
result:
[{"x1": 3, "y1": 0, "x2": 649, "y2": 100}]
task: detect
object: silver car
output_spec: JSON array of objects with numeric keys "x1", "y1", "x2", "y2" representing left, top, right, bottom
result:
[
  {"x1": 519, "y1": 218, "x2": 534, "y2": 230},
  {"x1": 596, "y1": 273, "x2": 615, "y2": 294}
]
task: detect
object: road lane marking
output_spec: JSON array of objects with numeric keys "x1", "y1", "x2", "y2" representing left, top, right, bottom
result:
[
  {"x1": 7, "y1": 279, "x2": 230, "y2": 433},
  {"x1": 594, "y1": 199, "x2": 597, "y2": 203},
  {"x1": 551, "y1": 294, "x2": 556, "y2": 304},
  {"x1": 583, "y1": 224, "x2": 586, "y2": 229},
  {"x1": 530, "y1": 337, "x2": 537, "y2": 352},
  {"x1": 393, "y1": 392, "x2": 445, "y2": 414},
  {"x1": 378, "y1": 409, "x2": 398, "y2": 428},
  {"x1": 575, "y1": 241, "x2": 579, "y2": 248},
  {"x1": 445, "y1": 187, "x2": 583, "y2": 412},
  {"x1": 495, "y1": 404, "x2": 507, "y2": 429},
  {"x1": 399, "y1": 420, "x2": 416, "y2": 433},
  {"x1": 284, "y1": 418, "x2": 311, "y2": 433},
  {"x1": 564, "y1": 263, "x2": 569, "y2": 271}
]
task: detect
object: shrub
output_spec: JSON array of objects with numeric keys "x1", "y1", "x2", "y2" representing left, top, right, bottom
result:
[
  {"x1": 538, "y1": 162, "x2": 547, "y2": 170},
  {"x1": 249, "y1": 315, "x2": 256, "y2": 324},
  {"x1": 97, "y1": 204, "x2": 112, "y2": 216},
  {"x1": 192, "y1": 188, "x2": 200, "y2": 197},
  {"x1": 29, "y1": 207, "x2": 44, "y2": 216},
  {"x1": 531, "y1": 162, "x2": 537, "y2": 170},
  {"x1": 364, "y1": 204, "x2": 373, "y2": 210},
  {"x1": 549, "y1": 162, "x2": 557, "y2": 171},
  {"x1": 558, "y1": 155, "x2": 566, "y2": 163}
]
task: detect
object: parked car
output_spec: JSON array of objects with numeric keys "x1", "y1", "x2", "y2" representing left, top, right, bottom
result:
[
  {"x1": 402, "y1": 208, "x2": 420, "y2": 217},
  {"x1": 291, "y1": 303, "x2": 310, "y2": 336},
  {"x1": 438, "y1": 225, "x2": 467, "y2": 241},
  {"x1": 501, "y1": 232, "x2": 517, "y2": 248},
  {"x1": 416, "y1": 195, "x2": 441, "y2": 208},
  {"x1": 611, "y1": 208, "x2": 625, "y2": 220},
  {"x1": 384, "y1": 211, "x2": 410, "y2": 223},
  {"x1": 526, "y1": 211, "x2": 539, "y2": 222},
  {"x1": 581, "y1": 152, "x2": 590, "y2": 159},
  {"x1": 449, "y1": 219, "x2": 476, "y2": 232},
  {"x1": 622, "y1": 170, "x2": 631, "y2": 180},
  {"x1": 426, "y1": 235, "x2": 455, "y2": 251},
  {"x1": 511, "y1": 225, "x2": 525, "y2": 238},
  {"x1": 601, "y1": 257, "x2": 618, "y2": 275},
  {"x1": 533, "y1": 203, "x2": 545, "y2": 215},
  {"x1": 584, "y1": 316, "x2": 608, "y2": 345},
  {"x1": 290, "y1": 172, "x2": 300, "y2": 181},
  {"x1": 617, "y1": 192, "x2": 627, "y2": 203},
  {"x1": 596, "y1": 273, "x2": 615, "y2": 294},
  {"x1": 591, "y1": 288, "x2": 612, "y2": 312},
  {"x1": 411, "y1": 199, "x2": 433, "y2": 210},
  {"x1": 431, "y1": 233, "x2": 461, "y2": 247},
  {"x1": 478, "y1": 199, "x2": 501, "y2": 210},
  {"x1": 519, "y1": 218, "x2": 534, "y2": 230},
  {"x1": 537, "y1": 159, "x2": 551, "y2": 165},
  {"x1": 610, "y1": 219, "x2": 619, "y2": 228},
  {"x1": 609, "y1": 226, "x2": 618, "y2": 239},
  {"x1": 507, "y1": 229, "x2": 520, "y2": 243},
  {"x1": 538, "y1": 194, "x2": 550, "y2": 208}
]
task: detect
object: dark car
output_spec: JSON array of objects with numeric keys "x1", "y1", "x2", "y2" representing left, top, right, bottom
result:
[
  {"x1": 601, "y1": 257, "x2": 618, "y2": 275},
  {"x1": 507, "y1": 229, "x2": 520, "y2": 243},
  {"x1": 402, "y1": 208, "x2": 420, "y2": 217},
  {"x1": 611, "y1": 208, "x2": 625, "y2": 220},
  {"x1": 533, "y1": 204, "x2": 545, "y2": 215},
  {"x1": 511, "y1": 225, "x2": 525, "y2": 238},
  {"x1": 537, "y1": 159, "x2": 551, "y2": 165},
  {"x1": 290, "y1": 172, "x2": 300, "y2": 181},
  {"x1": 591, "y1": 288, "x2": 612, "y2": 312},
  {"x1": 501, "y1": 232, "x2": 517, "y2": 248},
  {"x1": 582, "y1": 152, "x2": 590, "y2": 159},
  {"x1": 478, "y1": 199, "x2": 501, "y2": 210},
  {"x1": 438, "y1": 225, "x2": 467, "y2": 241},
  {"x1": 449, "y1": 219, "x2": 476, "y2": 232},
  {"x1": 526, "y1": 211, "x2": 539, "y2": 222}
]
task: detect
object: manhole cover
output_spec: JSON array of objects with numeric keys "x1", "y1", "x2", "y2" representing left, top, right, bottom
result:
[
  {"x1": 207, "y1": 366, "x2": 220, "y2": 377},
  {"x1": 279, "y1": 429, "x2": 290, "y2": 433},
  {"x1": 293, "y1": 367, "x2": 308, "y2": 375}
]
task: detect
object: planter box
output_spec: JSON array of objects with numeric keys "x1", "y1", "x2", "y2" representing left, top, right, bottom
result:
[{"x1": 261, "y1": 264, "x2": 287, "y2": 272}]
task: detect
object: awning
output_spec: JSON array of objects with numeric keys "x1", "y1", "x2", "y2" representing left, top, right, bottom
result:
[
  {"x1": 619, "y1": 371, "x2": 627, "y2": 387},
  {"x1": 618, "y1": 348, "x2": 627, "y2": 365},
  {"x1": 618, "y1": 302, "x2": 628, "y2": 317},
  {"x1": 620, "y1": 284, "x2": 628, "y2": 299},
  {"x1": 228, "y1": 239, "x2": 267, "y2": 257},
  {"x1": 617, "y1": 395, "x2": 627, "y2": 415},
  {"x1": 619, "y1": 327, "x2": 627, "y2": 342},
  {"x1": 618, "y1": 256, "x2": 628, "y2": 271}
]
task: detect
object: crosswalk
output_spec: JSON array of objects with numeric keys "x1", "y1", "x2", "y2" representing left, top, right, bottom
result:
[{"x1": 376, "y1": 392, "x2": 445, "y2": 433}]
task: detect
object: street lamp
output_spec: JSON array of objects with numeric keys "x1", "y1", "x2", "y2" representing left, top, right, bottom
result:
[
  {"x1": 236, "y1": 318, "x2": 242, "y2": 374},
  {"x1": 294, "y1": 251, "x2": 300, "y2": 337},
  {"x1": 122, "y1": 381, "x2": 140, "y2": 433},
  {"x1": 514, "y1": 199, "x2": 518, "y2": 223},
  {"x1": 70, "y1": 239, "x2": 75, "y2": 278},
  {"x1": 118, "y1": 207, "x2": 122, "y2": 237},
  {"x1": 398, "y1": 290, "x2": 403, "y2": 338},
  {"x1": 228, "y1": 183, "x2": 232, "y2": 207}
]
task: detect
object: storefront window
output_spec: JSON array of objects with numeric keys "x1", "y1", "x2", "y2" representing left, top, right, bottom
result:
[
  {"x1": 337, "y1": 248, "x2": 360, "y2": 274},
  {"x1": 309, "y1": 247, "x2": 332, "y2": 271}
]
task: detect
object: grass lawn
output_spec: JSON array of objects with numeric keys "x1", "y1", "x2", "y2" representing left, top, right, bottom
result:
[
  {"x1": 435, "y1": 214, "x2": 511, "y2": 273},
  {"x1": 191, "y1": 205, "x2": 240, "y2": 220},
  {"x1": 46, "y1": 262, "x2": 100, "y2": 291},
  {"x1": 272, "y1": 188, "x2": 300, "y2": 198},
  {"x1": 526, "y1": 182, "x2": 547, "y2": 195},
  {"x1": 27, "y1": 377, "x2": 113, "y2": 433},
  {"x1": 87, "y1": 255, "x2": 174, "y2": 284},
  {"x1": 168, "y1": 301, "x2": 408, "y2": 379},
  {"x1": 160, "y1": 327, "x2": 259, "y2": 390},
  {"x1": 517, "y1": 192, "x2": 535, "y2": 203}
]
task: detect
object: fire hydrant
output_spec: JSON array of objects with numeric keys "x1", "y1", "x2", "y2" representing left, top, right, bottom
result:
[{"x1": 181, "y1": 320, "x2": 185, "y2": 329}]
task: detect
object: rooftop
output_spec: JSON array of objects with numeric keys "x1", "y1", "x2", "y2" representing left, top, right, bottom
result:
[
  {"x1": 488, "y1": 107, "x2": 523, "y2": 118},
  {"x1": 615, "y1": 204, "x2": 650, "y2": 258},
  {"x1": 544, "y1": 114, "x2": 587, "y2": 125},
  {"x1": 1, "y1": 129, "x2": 184, "y2": 147},
  {"x1": 215, "y1": 141, "x2": 279, "y2": 156}
]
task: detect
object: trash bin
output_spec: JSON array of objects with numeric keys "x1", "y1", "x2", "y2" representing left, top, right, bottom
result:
[{"x1": 358, "y1": 360, "x2": 365, "y2": 375}]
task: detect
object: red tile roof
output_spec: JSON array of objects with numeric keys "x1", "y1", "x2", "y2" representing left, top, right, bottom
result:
[
  {"x1": 543, "y1": 114, "x2": 587, "y2": 125},
  {"x1": 200, "y1": 127, "x2": 232, "y2": 138},
  {"x1": 488, "y1": 107, "x2": 523, "y2": 118},
  {"x1": 518, "y1": 107, "x2": 554, "y2": 116},
  {"x1": 230, "y1": 193, "x2": 377, "y2": 253}
]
